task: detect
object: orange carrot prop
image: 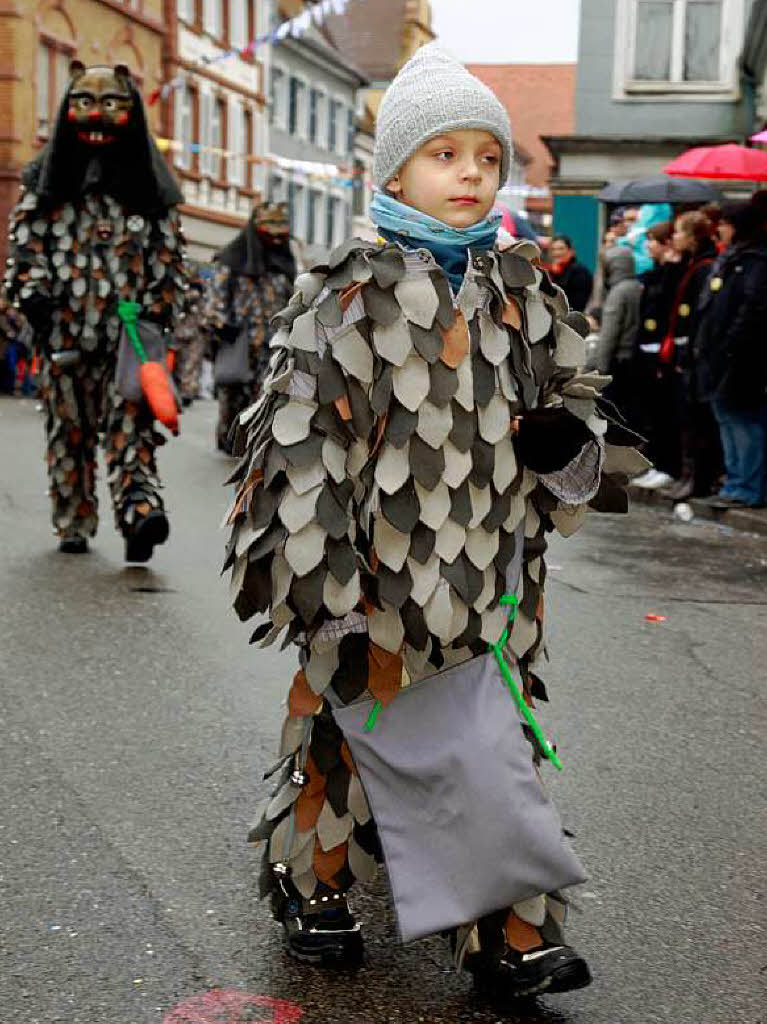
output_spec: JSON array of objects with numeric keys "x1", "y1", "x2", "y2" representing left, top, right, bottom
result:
[{"x1": 118, "y1": 300, "x2": 179, "y2": 435}]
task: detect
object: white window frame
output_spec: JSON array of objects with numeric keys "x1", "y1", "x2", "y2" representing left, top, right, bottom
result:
[
  {"x1": 270, "y1": 62, "x2": 288, "y2": 130},
  {"x1": 177, "y1": 0, "x2": 194, "y2": 22},
  {"x1": 199, "y1": 90, "x2": 211, "y2": 176},
  {"x1": 308, "y1": 86, "x2": 321, "y2": 146},
  {"x1": 227, "y1": 97, "x2": 246, "y2": 186},
  {"x1": 203, "y1": 0, "x2": 223, "y2": 39},
  {"x1": 315, "y1": 88, "x2": 329, "y2": 149},
  {"x1": 175, "y1": 84, "x2": 193, "y2": 171},
  {"x1": 306, "y1": 186, "x2": 326, "y2": 246},
  {"x1": 288, "y1": 73, "x2": 309, "y2": 140},
  {"x1": 289, "y1": 178, "x2": 307, "y2": 241},
  {"x1": 252, "y1": 108, "x2": 266, "y2": 193},
  {"x1": 270, "y1": 170, "x2": 287, "y2": 205},
  {"x1": 328, "y1": 94, "x2": 346, "y2": 156},
  {"x1": 200, "y1": 89, "x2": 223, "y2": 180},
  {"x1": 327, "y1": 188, "x2": 347, "y2": 249},
  {"x1": 613, "y1": 0, "x2": 744, "y2": 100},
  {"x1": 230, "y1": 0, "x2": 248, "y2": 50}
]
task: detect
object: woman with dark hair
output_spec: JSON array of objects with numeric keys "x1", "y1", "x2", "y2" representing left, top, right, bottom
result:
[
  {"x1": 695, "y1": 199, "x2": 767, "y2": 508},
  {"x1": 548, "y1": 235, "x2": 593, "y2": 311},
  {"x1": 630, "y1": 220, "x2": 684, "y2": 487},
  {"x1": 650, "y1": 211, "x2": 721, "y2": 500}
]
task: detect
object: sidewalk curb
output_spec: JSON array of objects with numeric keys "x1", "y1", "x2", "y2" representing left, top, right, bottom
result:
[{"x1": 628, "y1": 485, "x2": 767, "y2": 538}]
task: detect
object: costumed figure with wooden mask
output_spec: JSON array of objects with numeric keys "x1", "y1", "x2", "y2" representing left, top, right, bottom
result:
[
  {"x1": 203, "y1": 202, "x2": 296, "y2": 454},
  {"x1": 4, "y1": 61, "x2": 185, "y2": 559}
]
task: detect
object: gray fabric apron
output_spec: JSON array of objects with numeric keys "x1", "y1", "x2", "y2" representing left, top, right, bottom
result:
[{"x1": 331, "y1": 520, "x2": 586, "y2": 942}]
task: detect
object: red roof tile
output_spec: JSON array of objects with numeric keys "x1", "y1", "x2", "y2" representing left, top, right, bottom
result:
[{"x1": 466, "y1": 64, "x2": 576, "y2": 188}]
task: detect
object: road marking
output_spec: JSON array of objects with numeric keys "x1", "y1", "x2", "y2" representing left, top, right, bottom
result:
[{"x1": 163, "y1": 989, "x2": 304, "y2": 1024}]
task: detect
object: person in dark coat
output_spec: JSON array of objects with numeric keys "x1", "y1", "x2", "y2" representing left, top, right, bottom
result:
[
  {"x1": 548, "y1": 235, "x2": 593, "y2": 311},
  {"x1": 630, "y1": 221, "x2": 682, "y2": 483},
  {"x1": 654, "y1": 211, "x2": 721, "y2": 500},
  {"x1": 695, "y1": 200, "x2": 767, "y2": 508}
]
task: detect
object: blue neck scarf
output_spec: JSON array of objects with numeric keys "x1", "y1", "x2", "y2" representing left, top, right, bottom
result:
[{"x1": 370, "y1": 190, "x2": 500, "y2": 292}]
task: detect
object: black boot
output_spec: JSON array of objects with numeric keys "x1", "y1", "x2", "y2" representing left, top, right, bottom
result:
[
  {"x1": 124, "y1": 508, "x2": 169, "y2": 563},
  {"x1": 468, "y1": 941, "x2": 592, "y2": 999},
  {"x1": 271, "y1": 875, "x2": 364, "y2": 968},
  {"x1": 59, "y1": 532, "x2": 89, "y2": 554}
]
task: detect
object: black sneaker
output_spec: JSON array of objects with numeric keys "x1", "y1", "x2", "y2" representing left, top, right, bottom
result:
[
  {"x1": 271, "y1": 877, "x2": 364, "y2": 968},
  {"x1": 124, "y1": 509, "x2": 169, "y2": 563},
  {"x1": 59, "y1": 533, "x2": 89, "y2": 554},
  {"x1": 470, "y1": 941, "x2": 592, "y2": 999}
]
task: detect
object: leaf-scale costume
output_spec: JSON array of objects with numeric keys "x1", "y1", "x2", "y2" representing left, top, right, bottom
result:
[
  {"x1": 224, "y1": 235, "x2": 644, "y2": 966},
  {"x1": 203, "y1": 203, "x2": 296, "y2": 454},
  {"x1": 4, "y1": 62, "x2": 185, "y2": 558}
]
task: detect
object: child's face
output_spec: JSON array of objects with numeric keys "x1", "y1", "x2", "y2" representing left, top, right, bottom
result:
[{"x1": 386, "y1": 130, "x2": 501, "y2": 228}]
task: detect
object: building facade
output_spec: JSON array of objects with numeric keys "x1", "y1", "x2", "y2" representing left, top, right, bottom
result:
[
  {"x1": 167, "y1": 0, "x2": 272, "y2": 261},
  {"x1": 0, "y1": 0, "x2": 166, "y2": 266},
  {"x1": 468, "y1": 63, "x2": 577, "y2": 232},
  {"x1": 267, "y1": 4, "x2": 366, "y2": 266},
  {"x1": 546, "y1": 0, "x2": 757, "y2": 270}
]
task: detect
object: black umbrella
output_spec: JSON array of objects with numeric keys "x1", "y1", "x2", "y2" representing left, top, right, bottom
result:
[{"x1": 598, "y1": 174, "x2": 720, "y2": 204}]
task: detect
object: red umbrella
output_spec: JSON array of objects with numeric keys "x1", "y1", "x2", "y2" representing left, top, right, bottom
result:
[{"x1": 664, "y1": 143, "x2": 767, "y2": 181}]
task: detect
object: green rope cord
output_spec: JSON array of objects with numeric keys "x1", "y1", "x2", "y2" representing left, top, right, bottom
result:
[
  {"x1": 363, "y1": 700, "x2": 383, "y2": 733},
  {"x1": 491, "y1": 594, "x2": 563, "y2": 771},
  {"x1": 117, "y1": 300, "x2": 148, "y2": 364}
]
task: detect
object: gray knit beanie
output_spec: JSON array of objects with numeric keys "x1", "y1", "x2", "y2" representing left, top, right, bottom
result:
[{"x1": 373, "y1": 43, "x2": 512, "y2": 190}]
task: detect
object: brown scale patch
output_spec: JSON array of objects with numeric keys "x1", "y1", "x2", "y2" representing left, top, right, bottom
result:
[
  {"x1": 288, "y1": 669, "x2": 323, "y2": 717},
  {"x1": 440, "y1": 311, "x2": 469, "y2": 368},
  {"x1": 333, "y1": 394, "x2": 352, "y2": 422},
  {"x1": 505, "y1": 911, "x2": 542, "y2": 953},
  {"x1": 294, "y1": 755, "x2": 326, "y2": 831},
  {"x1": 313, "y1": 838, "x2": 348, "y2": 887},
  {"x1": 339, "y1": 281, "x2": 364, "y2": 312},
  {"x1": 228, "y1": 467, "x2": 264, "y2": 525},
  {"x1": 367, "y1": 643, "x2": 403, "y2": 706}
]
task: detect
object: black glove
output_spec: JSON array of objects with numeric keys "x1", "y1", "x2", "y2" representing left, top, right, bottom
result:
[
  {"x1": 515, "y1": 407, "x2": 594, "y2": 474},
  {"x1": 217, "y1": 322, "x2": 240, "y2": 345},
  {"x1": 20, "y1": 294, "x2": 53, "y2": 353}
]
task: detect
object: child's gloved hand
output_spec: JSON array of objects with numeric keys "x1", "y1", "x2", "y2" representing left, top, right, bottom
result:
[{"x1": 514, "y1": 407, "x2": 593, "y2": 474}]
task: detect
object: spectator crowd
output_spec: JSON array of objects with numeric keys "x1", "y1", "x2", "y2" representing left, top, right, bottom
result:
[{"x1": 572, "y1": 195, "x2": 767, "y2": 510}]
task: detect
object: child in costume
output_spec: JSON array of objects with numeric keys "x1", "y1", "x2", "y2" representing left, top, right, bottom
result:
[
  {"x1": 224, "y1": 46, "x2": 641, "y2": 1000},
  {"x1": 4, "y1": 62, "x2": 185, "y2": 559}
]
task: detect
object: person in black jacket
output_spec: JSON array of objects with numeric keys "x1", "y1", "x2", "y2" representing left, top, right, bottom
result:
[
  {"x1": 548, "y1": 235, "x2": 593, "y2": 311},
  {"x1": 654, "y1": 211, "x2": 721, "y2": 500},
  {"x1": 632, "y1": 220, "x2": 682, "y2": 485},
  {"x1": 695, "y1": 200, "x2": 767, "y2": 508}
]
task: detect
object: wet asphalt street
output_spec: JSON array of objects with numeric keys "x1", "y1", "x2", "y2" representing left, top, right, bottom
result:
[{"x1": 1, "y1": 394, "x2": 765, "y2": 1024}]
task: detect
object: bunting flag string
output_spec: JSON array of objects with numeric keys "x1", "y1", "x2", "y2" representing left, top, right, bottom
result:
[
  {"x1": 147, "y1": 0, "x2": 362, "y2": 106},
  {"x1": 154, "y1": 136, "x2": 371, "y2": 188}
]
